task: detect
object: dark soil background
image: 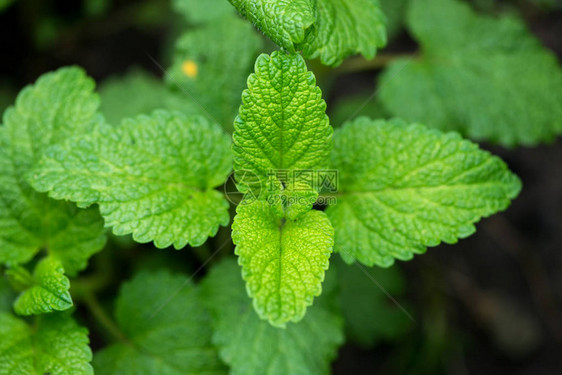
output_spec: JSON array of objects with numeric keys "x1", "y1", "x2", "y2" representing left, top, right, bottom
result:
[{"x1": 1, "y1": 0, "x2": 561, "y2": 374}]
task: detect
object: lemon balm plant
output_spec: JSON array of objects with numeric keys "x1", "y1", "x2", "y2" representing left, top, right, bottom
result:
[{"x1": 0, "y1": 0, "x2": 560, "y2": 373}]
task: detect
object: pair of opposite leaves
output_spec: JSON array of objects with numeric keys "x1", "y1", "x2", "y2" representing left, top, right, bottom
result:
[{"x1": 28, "y1": 50, "x2": 520, "y2": 327}]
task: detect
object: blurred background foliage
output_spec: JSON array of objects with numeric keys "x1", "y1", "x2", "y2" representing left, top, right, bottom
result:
[{"x1": 1, "y1": 0, "x2": 561, "y2": 374}]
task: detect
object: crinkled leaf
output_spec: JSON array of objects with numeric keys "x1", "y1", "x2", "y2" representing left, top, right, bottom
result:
[
  {"x1": 30, "y1": 110, "x2": 232, "y2": 249},
  {"x1": 0, "y1": 66, "x2": 107, "y2": 271},
  {"x1": 0, "y1": 312, "x2": 93, "y2": 375},
  {"x1": 327, "y1": 118, "x2": 521, "y2": 267},
  {"x1": 172, "y1": 0, "x2": 233, "y2": 24},
  {"x1": 167, "y1": 15, "x2": 262, "y2": 131},
  {"x1": 93, "y1": 270, "x2": 226, "y2": 375},
  {"x1": 299, "y1": 0, "x2": 387, "y2": 66},
  {"x1": 228, "y1": 0, "x2": 315, "y2": 52},
  {"x1": 232, "y1": 201, "x2": 334, "y2": 326},
  {"x1": 99, "y1": 69, "x2": 200, "y2": 125},
  {"x1": 379, "y1": 0, "x2": 562, "y2": 146},
  {"x1": 202, "y1": 259, "x2": 344, "y2": 375},
  {"x1": 9, "y1": 257, "x2": 72, "y2": 316},
  {"x1": 233, "y1": 51, "x2": 332, "y2": 216},
  {"x1": 336, "y1": 258, "x2": 412, "y2": 347}
]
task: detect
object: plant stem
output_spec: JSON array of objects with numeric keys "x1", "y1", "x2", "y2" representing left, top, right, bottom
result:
[{"x1": 82, "y1": 290, "x2": 130, "y2": 345}]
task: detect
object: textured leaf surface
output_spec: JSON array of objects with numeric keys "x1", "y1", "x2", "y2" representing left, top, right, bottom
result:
[
  {"x1": 336, "y1": 258, "x2": 411, "y2": 347},
  {"x1": 299, "y1": 0, "x2": 387, "y2": 66},
  {"x1": 202, "y1": 259, "x2": 344, "y2": 375},
  {"x1": 173, "y1": 0, "x2": 233, "y2": 24},
  {"x1": 379, "y1": 0, "x2": 562, "y2": 146},
  {"x1": 93, "y1": 270, "x2": 226, "y2": 375},
  {"x1": 30, "y1": 111, "x2": 232, "y2": 249},
  {"x1": 228, "y1": 0, "x2": 315, "y2": 52},
  {"x1": 9, "y1": 257, "x2": 72, "y2": 315},
  {"x1": 167, "y1": 16, "x2": 262, "y2": 131},
  {"x1": 233, "y1": 51, "x2": 331, "y2": 214},
  {"x1": 99, "y1": 69, "x2": 200, "y2": 125},
  {"x1": 232, "y1": 201, "x2": 334, "y2": 326},
  {"x1": 0, "y1": 66, "x2": 106, "y2": 270},
  {"x1": 327, "y1": 118, "x2": 521, "y2": 267},
  {"x1": 0, "y1": 312, "x2": 93, "y2": 375}
]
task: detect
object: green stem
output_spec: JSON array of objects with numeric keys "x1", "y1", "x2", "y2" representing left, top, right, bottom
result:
[{"x1": 82, "y1": 290, "x2": 130, "y2": 345}]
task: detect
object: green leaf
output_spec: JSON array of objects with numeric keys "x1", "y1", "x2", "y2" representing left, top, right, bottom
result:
[
  {"x1": 336, "y1": 258, "x2": 412, "y2": 347},
  {"x1": 299, "y1": 0, "x2": 387, "y2": 66},
  {"x1": 233, "y1": 51, "x2": 332, "y2": 216},
  {"x1": 172, "y1": 0, "x2": 234, "y2": 24},
  {"x1": 9, "y1": 257, "x2": 72, "y2": 316},
  {"x1": 379, "y1": 0, "x2": 562, "y2": 146},
  {"x1": 327, "y1": 117, "x2": 521, "y2": 267},
  {"x1": 93, "y1": 270, "x2": 226, "y2": 375},
  {"x1": 98, "y1": 69, "x2": 200, "y2": 125},
  {"x1": 202, "y1": 259, "x2": 344, "y2": 375},
  {"x1": 5, "y1": 264, "x2": 33, "y2": 291},
  {"x1": 30, "y1": 110, "x2": 232, "y2": 249},
  {"x1": 0, "y1": 312, "x2": 93, "y2": 375},
  {"x1": 0, "y1": 0, "x2": 15, "y2": 12},
  {"x1": 228, "y1": 0, "x2": 315, "y2": 52},
  {"x1": 167, "y1": 15, "x2": 263, "y2": 131},
  {"x1": 0, "y1": 66, "x2": 107, "y2": 270},
  {"x1": 232, "y1": 201, "x2": 334, "y2": 326},
  {"x1": 379, "y1": 0, "x2": 409, "y2": 39}
]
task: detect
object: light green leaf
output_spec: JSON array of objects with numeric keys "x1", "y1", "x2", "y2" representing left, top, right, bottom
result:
[
  {"x1": 30, "y1": 110, "x2": 232, "y2": 249},
  {"x1": 336, "y1": 258, "x2": 412, "y2": 347},
  {"x1": 232, "y1": 201, "x2": 334, "y2": 326},
  {"x1": 0, "y1": 66, "x2": 107, "y2": 270},
  {"x1": 4, "y1": 67, "x2": 102, "y2": 167},
  {"x1": 93, "y1": 270, "x2": 226, "y2": 375},
  {"x1": 167, "y1": 15, "x2": 263, "y2": 131},
  {"x1": 228, "y1": 0, "x2": 315, "y2": 52},
  {"x1": 327, "y1": 117, "x2": 521, "y2": 267},
  {"x1": 299, "y1": 0, "x2": 387, "y2": 66},
  {"x1": 99, "y1": 69, "x2": 200, "y2": 125},
  {"x1": 9, "y1": 257, "x2": 72, "y2": 316},
  {"x1": 379, "y1": 0, "x2": 562, "y2": 146},
  {"x1": 233, "y1": 51, "x2": 332, "y2": 216},
  {"x1": 0, "y1": 312, "x2": 93, "y2": 375},
  {"x1": 202, "y1": 259, "x2": 344, "y2": 375},
  {"x1": 172, "y1": 0, "x2": 233, "y2": 24}
]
